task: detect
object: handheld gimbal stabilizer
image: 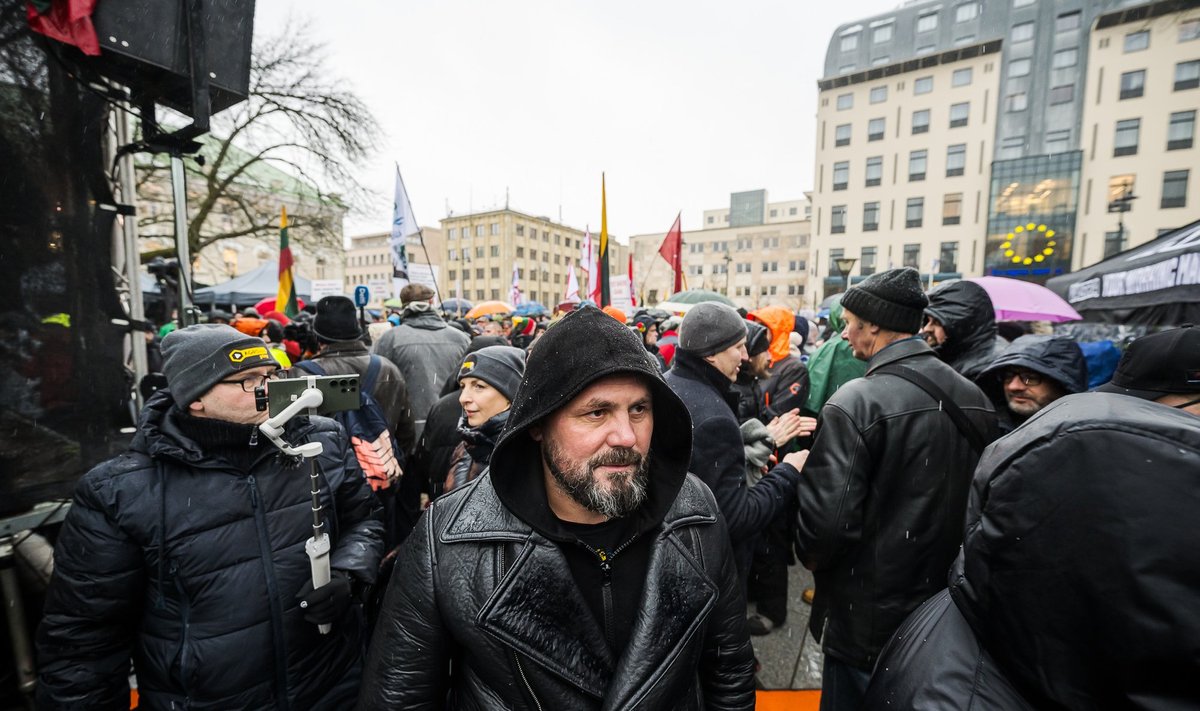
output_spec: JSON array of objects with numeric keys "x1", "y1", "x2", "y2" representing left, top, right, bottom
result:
[{"x1": 255, "y1": 374, "x2": 360, "y2": 634}]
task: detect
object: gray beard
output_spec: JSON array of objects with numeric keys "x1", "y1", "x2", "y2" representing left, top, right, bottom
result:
[{"x1": 543, "y1": 442, "x2": 650, "y2": 519}]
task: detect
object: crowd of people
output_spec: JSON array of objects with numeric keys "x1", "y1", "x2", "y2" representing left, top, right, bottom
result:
[{"x1": 32, "y1": 269, "x2": 1200, "y2": 709}]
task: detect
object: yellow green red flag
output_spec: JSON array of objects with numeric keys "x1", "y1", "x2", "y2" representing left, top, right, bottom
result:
[{"x1": 277, "y1": 206, "x2": 300, "y2": 318}]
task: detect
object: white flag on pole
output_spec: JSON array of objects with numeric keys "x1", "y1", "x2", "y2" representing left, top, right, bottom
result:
[
  {"x1": 581, "y1": 227, "x2": 598, "y2": 302},
  {"x1": 564, "y1": 257, "x2": 580, "y2": 303},
  {"x1": 390, "y1": 165, "x2": 418, "y2": 295},
  {"x1": 509, "y1": 264, "x2": 523, "y2": 306}
]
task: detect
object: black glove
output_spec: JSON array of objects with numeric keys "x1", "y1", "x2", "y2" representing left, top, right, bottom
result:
[{"x1": 295, "y1": 571, "x2": 353, "y2": 626}]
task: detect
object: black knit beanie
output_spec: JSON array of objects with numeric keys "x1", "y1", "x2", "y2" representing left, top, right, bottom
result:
[
  {"x1": 457, "y1": 345, "x2": 526, "y2": 402},
  {"x1": 678, "y1": 302, "x2": 748, "y2": 357},
  {"x1": 839, "y1": 267, "x2": 928, "y2": 334}
]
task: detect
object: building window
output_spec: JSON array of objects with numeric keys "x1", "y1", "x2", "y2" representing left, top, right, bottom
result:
[
  {"x1": 909, "y1": 150, "x2": 928, "y2": 181},
  {"x1": 1010, "y1": 58, "x2": 1032, "y2": 77},
  {"x1": 870, "y1": 86, "x2": 888, "y2": 103},
  {"x1": 448, "y1": 228, "x2": 458, "y2": 239},
  {"x1": 955, "y1": 2, "x2": 979, "y2": 23},
  {"x1": 1006, "y1": 92, "x2": 1028, "y2": 112},
  {"x1": 736, "y1": 262, "x2": 751, "y2": 274},
  {"x1": 1162, "y1": 170, "x2": 1190, "y2": 208},
  {"x1": 1168, "y1": 110, "x2": 1196, "y2": 150},
  {"x1": 1175, "y1": 60, "x2": 1200, "y2": 90},
  {"x1": 762, "y1": 261, "x2": 779, "y2": 272},
  {"x1": 943, "y1": 193, "x2": 963, "y2": 226},
  {"x1": 866, "y1": 156, "x2": 883, "y2": 187},
  {"x1": 1052, "y1": 48, "x2": 1078, "y2": 70},
  {"x1": 939, "y1": 242, "x2": 960, "y2": 272},
  {"x1": 828, "y1": 248, "x2": 845, "y2": 275},
  {"x1": 952, "y1": 68, "x2": 973, "y2": 87},
  {"x1": 863, "y1": 202, "x2": 880, "y2": 231},
  {"x1": 542, "y1": 231, "x2": 550, "y2": 243},
  {"x1": 1013, "y1": 0, "x2": 1035, "y2": 7},
  {"x1": 1181, "y1": 19, "x2": 1200, "y2": 42},
  {"x1": 1125, "y1": 30, "x2": 1150, "y2": 52},
  {"x1": 688, "y1": 242, "x2": 703, "y2": 254},
  {"x1": 873, "y1": 22, "x2": 894, "y2": 43},
  {"x1": 475, "y1": 268, "x2": 484, "y2": 279},
  {"x1": 868, "y1": 117, "x2": 885, "y2": 141},
  {"x1": 1047, "y1": 129, "x2": 1071, "y2": 152},
  {"x1": 872, "y1": 56, "x2": 891, "y2": 66},
  {"x1": 912, "y1": 109, "x2": 930, "y2": 134},
  {"x1": 906, "y1": 198, "x2": 924, "y2": 228},
  {"x1": 833, "y1": 161, "x2": 850, "y2": 190},
  {"x1": 487, "y1": 245, "x2": 497, "y2": 257},
  {"x1": 1055, "y1": 11, "x2": 1080, "y2": 33},
  {"x1": 489, "y1": 267, "x2": 500, "y2": 278},
  {"x1": 1103, "y1": 231, "x2": 1125, "y2": 259},
  {"x1": 1114, "y1": 119, "x2": 1141, "y2": 156},
  {"x1": 475, "y1": 225, "x2": 485, "y2": 237},
  {"x1": 917, "y1": 12, "x2": 938, "y2": 33},
  {"x1": 903, "y1": 243, "x2": 921, "y2": 268},
  {"x1": 448, "y1": 269, "x2": 457, "y2": 281},
  {"x1": 835, "y1": 123, "x2": 852, "y2": 146},
  {"x1": 914, "y1": 76, "x2": 933, "y2": 95},
  {"x1": 789, "y1": 207, "x2": 798, "y2": 215},
  {"x1": 949, "y1": 102, "x2": 969, "y2": 128},
  {"x1": 831, "y1": 205, "x2": 848, "y2": 234},
  {"x1": 840, "y1": 32, "x2": 859, "y2": 52},
  {"x1": 516, "y1": 246, "x2": 524, "y2": 258},
  {"x1": 837, "y1": 93, "x2": 854, "y2": 110},
  {"x1": 1120, "y1": 70, "x2": 1146, "y2": 99},
  {"x1": 1011, "y1": 22, "x2": 1034, "y2": 43},
  {"x1": 489, "y1": 223, "x2": 499, "y2": 235},
  {"x1": 706, "y1": 216, "x2": 714, "y2": 224},
  {"x1": 861, "y1": 247, "x2": 878, "y2": 275},
  {"x1": 946, "y1": 144, "x2": 966, "y2": 176},
  {"x1": 1050, "y1": 84, "x2": 1074, "y2": 104},
  {"x1": 1107, "y1": 175, "x2": 1136, "y2": 212},
  {"x1": 473, "y1": 246, "x2": 484, "y2": 258}
]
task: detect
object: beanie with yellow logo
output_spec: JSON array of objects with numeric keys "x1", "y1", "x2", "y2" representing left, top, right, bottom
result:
[{"x1": 161, "y1": 324, "x2": 279, "y2": 407}]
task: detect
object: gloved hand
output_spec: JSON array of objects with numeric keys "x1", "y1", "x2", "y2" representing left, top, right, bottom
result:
[{"x1": 295, "y1": 572, "x2": 353, "y2": 626}]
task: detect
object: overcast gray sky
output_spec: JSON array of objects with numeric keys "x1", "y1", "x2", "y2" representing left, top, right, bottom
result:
[{"x1": 253, "y1": 0, "x2": 900, "y2": 242}]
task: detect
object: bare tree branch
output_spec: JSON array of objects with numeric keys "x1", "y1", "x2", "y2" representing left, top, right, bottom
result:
[{"x1": 137, "y1": 20, "x2": 380, "y2": 267}]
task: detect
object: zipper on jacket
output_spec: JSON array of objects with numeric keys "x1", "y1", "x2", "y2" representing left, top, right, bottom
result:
[
  {"x1": 513, "y1": 652, "x2": 544, "y2": 711},
  {"x1": 576, "y1": 535, "x2": 639, "y2": 651},
  {"x1": 247, "y1": 474, "x2": 292, "y2": 711},
  {"x1": 172, "y1": 565, "x2": 193, "y2": 708}
]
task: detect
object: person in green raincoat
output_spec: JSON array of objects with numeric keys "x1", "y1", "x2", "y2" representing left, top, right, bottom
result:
[{"x1": 802, "y1": 294, "x2": 868, "y2": 417}]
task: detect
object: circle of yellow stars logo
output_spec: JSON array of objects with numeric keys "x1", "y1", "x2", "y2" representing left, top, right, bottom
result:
[{"x1": 1000, "y1": 223, "x2": 1057, "y2": 266}]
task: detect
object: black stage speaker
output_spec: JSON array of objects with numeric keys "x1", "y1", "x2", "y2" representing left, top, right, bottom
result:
[{"x1": 88, "y1": 0, "x2": 256, "y2": 118}]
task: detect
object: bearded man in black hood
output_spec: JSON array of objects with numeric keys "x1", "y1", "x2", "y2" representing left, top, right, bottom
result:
[{"x1": 360, "y1": 307, "x2": 755, "y2": 710}]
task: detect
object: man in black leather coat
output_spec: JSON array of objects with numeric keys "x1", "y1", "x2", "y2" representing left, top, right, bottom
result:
[
  {"x1": 36, "y1": 324, "x2": 384, "y2": 710},
  {"x1": 793, "y1": 268, "x2": 995, "y2": 710},
  {"x1": 360, "y1": 307, "x2": 756, "y2": 710}
]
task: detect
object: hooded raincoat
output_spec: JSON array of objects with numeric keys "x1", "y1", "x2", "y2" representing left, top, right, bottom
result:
[
  {"x1": 925, "y1": 280, "x2": 1007, "y2": 382},
  {"x1": 864, "y1": 393, "x2": 1200, "y2": 708},
  {"x1": 749, "y1": 306, "x2": 810, "y2": 420}
]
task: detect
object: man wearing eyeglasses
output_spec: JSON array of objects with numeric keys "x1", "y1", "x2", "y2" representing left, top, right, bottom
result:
[
  {"x1": 979, "y1": 335, "x2": 1089, "y2": 432},
  {"x1": 37, "y1": 324, "x2": 384, "y2": 710}
]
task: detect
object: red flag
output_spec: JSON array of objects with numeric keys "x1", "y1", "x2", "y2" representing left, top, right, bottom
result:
[
  {"x1": 658, "y1": 212, "x2": 683, "y2": 294},
  {"x1": 26, "y1": 0, "x2": 101, "y2": 56},
  {"x1": 628, "y1": 253, "x2": 637, "y2": 307}
]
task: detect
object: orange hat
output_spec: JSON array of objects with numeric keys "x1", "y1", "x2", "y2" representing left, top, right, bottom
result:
[
  {"x1": 231, "y1": 317, "x2": 268, "y2": 337},
  {"x1": 602, "y1": 305, "x2": 627, "y2": 324}
]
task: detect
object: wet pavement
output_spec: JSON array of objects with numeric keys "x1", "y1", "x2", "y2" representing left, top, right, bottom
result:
[{"x1": 752, "y1": 563, "x2": 825, "y2": 690}]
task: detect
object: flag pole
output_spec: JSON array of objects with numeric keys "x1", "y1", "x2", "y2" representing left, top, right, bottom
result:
[
  {"x1": 599, "y1": 173, "x2": 611, "y2": 307},
  {"x1": 395, "y1": 162, "x2": 443, "y2": 303}
]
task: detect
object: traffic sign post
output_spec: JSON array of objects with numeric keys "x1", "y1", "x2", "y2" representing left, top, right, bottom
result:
[{"x1": 354, "y1": 286, "x2": 370, "y2": 333}]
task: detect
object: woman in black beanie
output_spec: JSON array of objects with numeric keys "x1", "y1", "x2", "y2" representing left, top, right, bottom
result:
[{"x1": 444, "y1": 345, "x2": 526, "y2": 492}]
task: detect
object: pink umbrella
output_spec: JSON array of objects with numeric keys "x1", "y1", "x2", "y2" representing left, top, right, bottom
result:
[{"x1": 967, "y1": 276, "x2": 1081, "y2": 322}]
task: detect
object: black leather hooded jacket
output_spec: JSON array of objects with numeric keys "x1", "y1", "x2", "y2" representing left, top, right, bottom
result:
[{"x1": 360, "y1": 307, "x2": 756, "y2": 710}]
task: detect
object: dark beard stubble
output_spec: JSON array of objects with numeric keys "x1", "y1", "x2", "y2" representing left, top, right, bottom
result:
[{"x1": 543, "y1": 441, "x2": 651, "y2": 519}]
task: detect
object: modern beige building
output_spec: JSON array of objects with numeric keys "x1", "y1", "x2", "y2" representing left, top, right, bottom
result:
[
  {"x1": 345, "y1": 227, "x2": 444, "y2": 307},
  {"x1": 810, "y1": 43, "x2": 1001, "y2": 307},
  {"x1": 440, "y1": 208, "x2": 628, "y2": 307},
  {"x1": 629, "y1": 190, "x2": 811, "y2": 311},
  {"x1": 1075, "y1": 4, "x2": 1200, "y2": 268},
  {"x1": 813, "y1": 0, "x2": 1199, "y2": 307}
]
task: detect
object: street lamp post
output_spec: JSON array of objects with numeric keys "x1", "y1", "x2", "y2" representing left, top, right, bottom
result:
[
  {"x1": 723, "y1": 251, "x2": 733, "y2": 296},
  {"x1": 834, "y1": 257, "x2": 858, "y2": 295},
  {"x1": 1109, "y1": 180, "x2": 1137, "y2": 256}
]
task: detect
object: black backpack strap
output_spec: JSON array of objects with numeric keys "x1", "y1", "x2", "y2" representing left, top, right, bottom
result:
[
  {"x1": 873, "y1": 364, "x2": 987, "y2": 454},
  {"x1": 294, "y1": 359, "x2": 327, "y2": 376},
  {"x1": 362, "y1": 355, "x2": 383, "y2": 392}
]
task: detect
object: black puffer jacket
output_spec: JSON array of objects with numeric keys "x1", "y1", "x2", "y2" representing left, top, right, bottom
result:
[
  {"x1": 796, "y1": 337, "x2": 995, "y2": 670},
  {"x1": 925, "y1": 280, "x2": 1006, "y2": 382},
  {"x1": 666, "y1": 350, "x2": 802, "y2": 579},
  {"x1": 361, "y1": 308, "x2": 755, "y2": 710},
  {"x1": 36, "y1": 392, "x2": 384, "y2": 710},
  {"x1": 864, "y1": 394, "x2": 1200, "y2": 708}
]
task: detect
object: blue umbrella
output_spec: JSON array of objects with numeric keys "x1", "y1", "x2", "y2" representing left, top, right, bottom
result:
[
  {"x1": 438, "y1": 298, "x2": 474, "y2": 316},
  {"x1": 513, "y1": 301, "x2": 548, "y2": 317}
]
